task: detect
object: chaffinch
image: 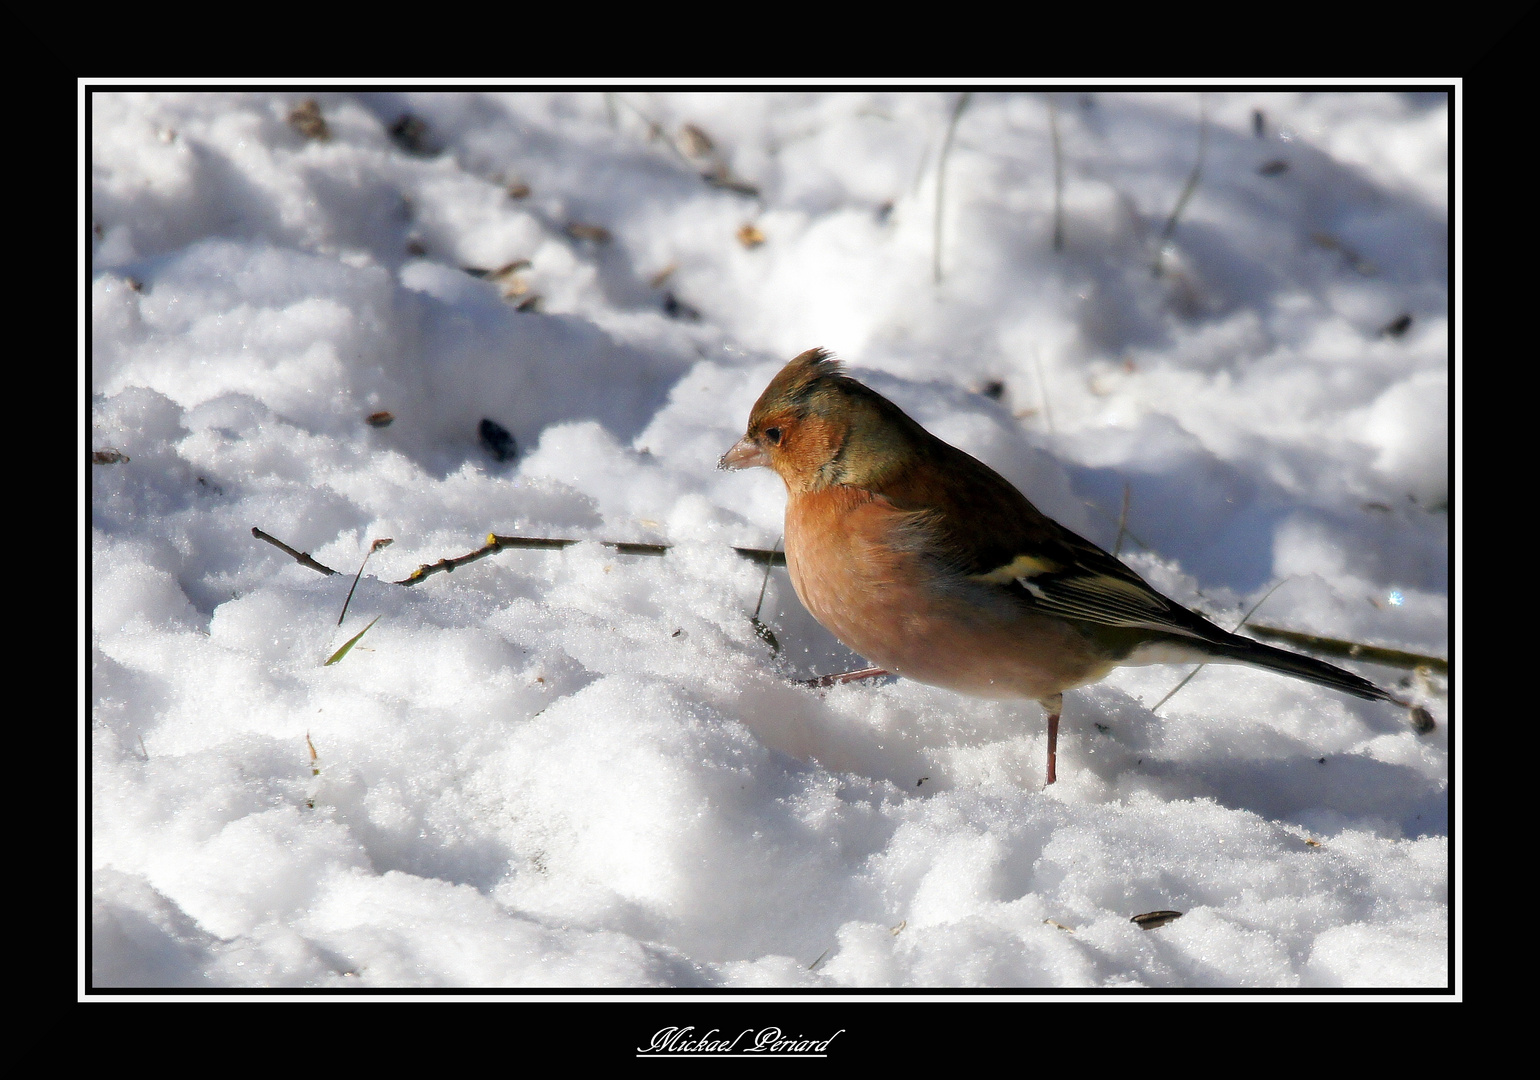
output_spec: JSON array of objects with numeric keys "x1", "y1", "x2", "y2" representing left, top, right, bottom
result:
[{"x1": 720, "y1": 348, "x2": 1429, "y2": 784}]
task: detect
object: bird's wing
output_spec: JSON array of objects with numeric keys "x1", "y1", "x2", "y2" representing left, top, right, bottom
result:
[
  {"x1": 969, "y1": 531, "x2": 1218, "y2": 640},
  {"x1": 883, "y1": 439, "x2": 1226, "y2": 643}
]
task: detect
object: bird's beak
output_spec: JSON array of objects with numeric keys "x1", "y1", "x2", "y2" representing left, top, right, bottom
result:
[{"x1": 718, "y1": 435, "x2": 770, "y2": 471}]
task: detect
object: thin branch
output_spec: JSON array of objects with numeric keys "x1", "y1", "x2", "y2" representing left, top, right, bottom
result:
[
  {"x1": 1032, "y1": 347, "x2": 1054, "y2": 435},
  {"x1": 1081, "y1": 489, "x2": 1154, "y2": 556},
  {"x1": 485, "y1": 535, "x2": 784, "y2": 568},
  {"x1": 1150, "y1": 577, "x2": 1289, "y2": 715},
  {"x1": 252, "y1": 527, "x2": 340, "y2": 575},
  {"x1": 748, "y1": 536, "x2": 783, "y2": 653},
  {"x1": 252, "y1": 526, "x2": 1440, "y2": 731},
  {"x1": 1112, "y1": 482, "x2": 1132, "y2": 557},
  {"x1": 399, "y1": 535, "x2": 675, "y2": 584},
  {"x1": 1152, "y1": 95, "x2": 1208, "y2": 277},
  {"x1": 608, "y1": 94, "x2": 757, "y2": 196},
  {"x1": 799, "y1": 666, "x2": 889, "y2": 689},
  {"x1": 1048, "y1": 93, "x2": 1064, "y2": 252},
  {"x1": 752, "y1": 535, "x2": 780, "y2": 621},
  {"x1": 1245, "y1": 624, "x2": 1448, "y2": 676},
  {"x1": 258, "y1": 527, "x2": 790, "y2": 586},
  {"x1": 609, "y1": 93, "x2": 677, "y2": 157},
  {"x1": 339, "y1": 538, "x2": 393, "y2": 625},
  {"x1": 933, "y1": 91, "x2": 972, "y2": 285}
]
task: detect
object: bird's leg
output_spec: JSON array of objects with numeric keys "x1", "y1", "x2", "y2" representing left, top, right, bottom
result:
[
  {"x1": 1039, "y1": 693, "x2": 1063, "y2": 785},
  {"x1": 798, "y1": 666, "x2": 890, "y2": 689}
]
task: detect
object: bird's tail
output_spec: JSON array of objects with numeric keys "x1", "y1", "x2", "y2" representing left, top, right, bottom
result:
[{"x1": 1204, "y1": 634, "x2": 1391, "y2": 702}]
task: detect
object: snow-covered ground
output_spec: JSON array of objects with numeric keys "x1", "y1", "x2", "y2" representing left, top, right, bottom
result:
[{"x1": 87, "y1": 88, "x2": 1453, "y2": 994}]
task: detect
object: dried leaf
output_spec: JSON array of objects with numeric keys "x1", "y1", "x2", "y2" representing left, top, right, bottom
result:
[
  {"x1": 678, "y1": 123, "x2": 715, "y2": 157},
  {"x1": 565, "y1": 223, "x2": 611, "y2": 243},
  {"x1": 490, "y1": 259, "x2": 532, "y2": 281},
  {"x1": 289, "y1": 99, "x2": 329, "y2": 141},
  {"x1": 708, "y1": 175, "x2": 760, "y2": 197}
]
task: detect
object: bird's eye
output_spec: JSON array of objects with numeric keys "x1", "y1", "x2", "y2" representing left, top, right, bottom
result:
[{"x1": 763, "y1": 426, "x2": 783, "y2": 445}]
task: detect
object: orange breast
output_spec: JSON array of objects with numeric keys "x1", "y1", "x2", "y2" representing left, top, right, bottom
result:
[{"x1": 783, "y1": 486, "x2": 1116, "y2": 702}]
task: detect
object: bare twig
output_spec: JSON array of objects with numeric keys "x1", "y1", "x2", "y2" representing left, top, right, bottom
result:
[
  {"x1": 752, "y1": 536, "x2": 780, "y2": 621},
  {"x1": 933, "y1": 91, "x2": 972, "y2": 285},
  {"x1": 1244, "y1": 624, "x2": 1448, "y2": 676},
  {"x1": 1153, "y1": 95, "x2": 1208, "y2": 277},
  {"x1": 1082, "y1": 489, "x2": 1153, "y2": 556},
  {"x1": 1150, "y1": 578, "x2": 1289, "y2": 715},
  {"x1": 263, "y1": 526, "x2": 794, "y2": 657},
  {"x1": 1032, "y1": 347, "x2": 1054, "y2": 435},
  {"x1": 305, "y1": 731, "x2": 320, "y2": 809},
  {"x1": 1048, "y1": 93, "x2": 1065, "y2": 252},
  {"x1": 608, "y1": 95, "x2": 758, "y2": 196},
  {"x1": 339, "y1": 538, "x2": 393, "y2": 625},
  {"x1": 258, "y1": 527, "x2": 790, "y2": 586},
  {"x1": 1113, "y1": 482, "x2": 1132, "y2": 557},
  {"x1": 609, "y1": 93, "x2": 674, "y2": 155},
  {"x1": 799, "y1": 666, "x2": 889, "y2": 689},
  {"x1": 750, "y1": 536, "x2": 782, "y2": 653},
  {"x1": 478, "y1": 535, "x2": 782, "y2": 569},
  {"x1": 1148, "y1": 584, "x2": 1441, "y2": 732},
  {"x1": 252, "y1": 527, "x2": 340, "y2": 576}
]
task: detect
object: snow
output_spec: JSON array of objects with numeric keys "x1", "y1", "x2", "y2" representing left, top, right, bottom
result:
[{"x1": 87, "y1": 86, "x2": 1453, "y2": 996}]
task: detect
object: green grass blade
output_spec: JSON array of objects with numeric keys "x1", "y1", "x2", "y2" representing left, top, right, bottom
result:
[{"x1": 325, "y1": 615, "x2": 381, "y2": 666}]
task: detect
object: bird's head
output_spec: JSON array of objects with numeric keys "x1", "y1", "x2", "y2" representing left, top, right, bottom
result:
[{"x1": 719, "y1": 348, "x2": 926, "y2": 493}]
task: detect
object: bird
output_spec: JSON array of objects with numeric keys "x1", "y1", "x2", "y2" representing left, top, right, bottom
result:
[{"x1": 719, "y1": 348, "x2": 1431, "y2": 784}]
